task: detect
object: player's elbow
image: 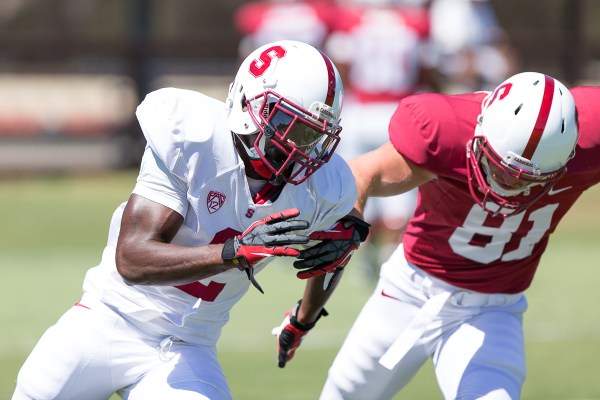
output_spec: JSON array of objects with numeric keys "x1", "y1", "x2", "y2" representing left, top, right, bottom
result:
[{"x1": 115, "y1": 248, "x2": 147, "y2": 285}]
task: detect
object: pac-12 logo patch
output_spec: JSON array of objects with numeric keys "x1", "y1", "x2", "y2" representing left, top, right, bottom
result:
[{"x1": 207, "y1": 191, "x2": 226, "y2": 214}]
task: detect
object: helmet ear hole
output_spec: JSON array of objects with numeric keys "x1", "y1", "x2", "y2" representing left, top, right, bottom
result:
[
  {"x1": 514, "y1": 104, "x2": 522, "y2": 115},
  {"x1": 240, "y1": 93, "x2": 247, "y2": 112}
]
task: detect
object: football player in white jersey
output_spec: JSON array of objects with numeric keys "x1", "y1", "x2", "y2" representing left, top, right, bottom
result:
[{"x1": 12, "y1": 40, "x2": 368, "y2": 400}]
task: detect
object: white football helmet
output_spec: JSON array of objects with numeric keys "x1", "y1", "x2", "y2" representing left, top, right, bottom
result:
[
  {"x1": 226, "y1": 40, "x2": 344, "y2": 185},
  {"x1": 467, "y1": 72, "x2": 579, "y2": 216}
]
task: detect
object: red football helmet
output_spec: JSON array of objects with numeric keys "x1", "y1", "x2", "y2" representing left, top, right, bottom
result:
[
  {"x1": 226, "y1": 40, "x2": 344, "y2": 185},
  {"x1": 467, "y1": 72, "x2": 579, "y2": 216}
]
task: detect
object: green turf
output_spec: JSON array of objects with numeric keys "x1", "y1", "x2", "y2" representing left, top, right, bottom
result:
[{"x1": 1, "y1": 172, "x2": 599, "y2": 399}]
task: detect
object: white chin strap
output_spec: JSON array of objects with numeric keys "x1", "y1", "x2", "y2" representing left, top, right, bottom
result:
[{"x1": 235, "y1": 132, "x2": 263, "y2": 160}]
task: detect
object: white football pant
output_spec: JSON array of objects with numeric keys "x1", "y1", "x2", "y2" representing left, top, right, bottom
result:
[
  {"x1": 321, "y1": 245, "x2": 527, "y2": 400},
  {"x1": 12, "y1": 293, "x2": 232, "y2": 400}
]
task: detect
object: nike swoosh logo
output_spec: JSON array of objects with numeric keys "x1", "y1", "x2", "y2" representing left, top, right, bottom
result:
[
  {"x1": 381, "y1": 289, "x2": 402, "y2": 301},
  {"x1": 548, "y1": 186, "x2": 572, "y2": 196}
]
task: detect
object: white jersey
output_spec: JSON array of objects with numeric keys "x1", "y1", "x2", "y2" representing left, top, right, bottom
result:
[{"x1": 83, "y1": 88, "x2": 357, "y2": 347}]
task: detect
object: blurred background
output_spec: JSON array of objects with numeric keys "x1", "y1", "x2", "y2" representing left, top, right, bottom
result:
[
  {"x1": 0, "y1": 0, "x2": 597, "y2": 174},
  {"x1": 2, "y1": 1, "x2": 600, "y2": 399}
]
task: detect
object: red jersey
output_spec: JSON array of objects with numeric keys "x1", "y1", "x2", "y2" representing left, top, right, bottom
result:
[{"x1": 389, "y1": 87, "x2": 600, "y2": 293}]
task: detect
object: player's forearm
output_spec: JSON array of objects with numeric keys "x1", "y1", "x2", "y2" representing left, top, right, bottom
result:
[
  {"x1": 115, "y1": 241, "x2": 233, "y2": 286},
  {"x1": 349, "y1": 143, "x2": 406, "y2": 211},
  {"x1": 116, "y1": 194, "x2": 238, "y2": 286},
  {"x1": 349, "y1": 156, "x2": 374, "y2": 216},
  {"x1": 349, "y1": 143, "x2": 434, "y2": 209},
  {"x1": 297, "y1": 272, "x2": 342, "y2": 324}
]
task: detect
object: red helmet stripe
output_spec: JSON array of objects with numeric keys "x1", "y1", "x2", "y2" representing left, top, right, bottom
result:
[
  {"x1": 318, "y1": 50, "x2": 336, "y2": 107},
  {"x1": 522, "y1": 75, "x2": 555, "y2": 159}
]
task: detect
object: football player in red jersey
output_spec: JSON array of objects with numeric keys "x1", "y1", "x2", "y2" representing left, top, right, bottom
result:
[{"x1": 321, "y1": 71, "x2": 600, "y2": 399}]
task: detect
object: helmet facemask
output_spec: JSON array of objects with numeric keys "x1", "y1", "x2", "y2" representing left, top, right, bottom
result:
[
  {"x1": 235, "y1": 90, "x2": 341, "y2": 185},
  {"x1": 226, "y1": 40, "x2": 344, "y2": 185},
  {"x1": 465, "y1": 72, "x2": 579, "y2": 217},
  {"x1": 467, "y1": 136, "x2": 567, "y2": 217}
]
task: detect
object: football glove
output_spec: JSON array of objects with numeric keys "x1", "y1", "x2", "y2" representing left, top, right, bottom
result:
[
  {"x1": 222, "y1": 208, "x2": 309, "y2": 293},
  {"x1": 271, "y1": 300, "x2": 328, "y2": 368},
  {"x1": 293, "y1": 214, "x2": 370, "y2": 281}
]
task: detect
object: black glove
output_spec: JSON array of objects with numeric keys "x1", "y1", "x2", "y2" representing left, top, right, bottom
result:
[
  {"x1": 222, "y1": 208, "x2": 309, "y2": 293},
  {"x1": 293, "y1": 214, "x2": 370, "y2": 281},
  {"x1": 271, "y1": 300, "x2": 328, "y2": 368}
]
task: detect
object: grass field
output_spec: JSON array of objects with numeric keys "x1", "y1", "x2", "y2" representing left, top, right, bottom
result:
[{"x1": 1, "y1": 171, "x2": 600, "y2": 399}]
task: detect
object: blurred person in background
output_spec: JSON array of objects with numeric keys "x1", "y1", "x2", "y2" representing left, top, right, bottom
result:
[
  {"x1": 324, "y1": 0, "x2": 437, "y2": 282},
  {"x1": 427, "y1": 0, "x2": 518, "y2": 93},
  {"x1": 233, "y1": 0, "x2": 336, "y2": 59},
  {"x1": 320, "y1": 72, "x2": 600, "y2": 399},
  {"x1": 12, "y1": 40, "x2": 369, "y2": 400}
]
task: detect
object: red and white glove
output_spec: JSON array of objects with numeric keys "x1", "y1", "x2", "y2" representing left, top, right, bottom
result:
[
  {"x1": 293, "y1": 214, "x2": 370, "y2": 280},
  {"x1": 271, "y1": 300, "x2": 328, "y2": 368},
  {"x1": 222, "y1": 208, "x2": 309, "y2": 292}
]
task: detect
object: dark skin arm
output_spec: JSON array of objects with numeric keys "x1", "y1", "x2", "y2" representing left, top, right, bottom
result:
[
  {"x1": 115, "y1": 194, "x2": 236, "y2": 286},
  {"x1": 294, "y1": 207, "x2": 363, "y2": 323},
  {"x1": 115, "y1": 193, "x2": 334, "y2": 326},
  {"x1": 297, "y1": 261, "x2": 342, "y2": 323}
]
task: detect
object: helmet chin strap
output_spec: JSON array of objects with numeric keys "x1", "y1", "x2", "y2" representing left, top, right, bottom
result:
[
  {"x1": 233, "y1": 131, "x2": 290, "y2": 183},
  {"x1": 249, "y1": 158, "x2": 275, "y2": 180}
]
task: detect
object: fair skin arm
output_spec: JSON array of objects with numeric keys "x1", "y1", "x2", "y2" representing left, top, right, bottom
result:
[
  {"x1": 350, "y1": 142, "x2": 436, "y2": 215},
  {"x1": 290, "y1": 143, "x2": 434, "y2": 322}
]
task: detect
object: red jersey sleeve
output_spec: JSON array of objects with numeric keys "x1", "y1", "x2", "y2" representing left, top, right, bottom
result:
[
  {"x1": 569, "y1": 86, "x2": 600, "y2": 185},
  {"x1": 389, "y1": 92, "x2": 486, "y2": 181}
]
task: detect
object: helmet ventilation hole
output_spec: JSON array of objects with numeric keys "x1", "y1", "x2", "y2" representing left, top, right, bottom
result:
[
  {"x1": 514, "y1": 104, "x2": 523, "y2": 115},
  {"x1": 533, "y1": 80, "x2": 540, "y2": 86}
]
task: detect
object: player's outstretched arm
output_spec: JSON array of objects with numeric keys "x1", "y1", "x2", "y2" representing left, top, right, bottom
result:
[
  {"x1": 350, "y1": 142, "x2": 434, "y2": 215},
  {"x1": 272, "y1": 274, "x2": 334, "y2": 368}
]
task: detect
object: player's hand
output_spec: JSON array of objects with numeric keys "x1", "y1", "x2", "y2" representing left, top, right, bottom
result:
[
  {"x1": 271, "y1": 301, "x2": 328, "y2": 368},
  {"x1": 222, "y1": 208, "x2": 309, "y2": 292},
  {"x1": 293, "y1": 214, "x2": 370, "y2": 280}
]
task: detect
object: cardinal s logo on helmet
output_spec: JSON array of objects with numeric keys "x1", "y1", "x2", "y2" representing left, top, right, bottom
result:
[
  {"x1": 466, "y1": 72, "x2": 579, "y2": 216},
  {"x1": 225, "y1": 40, "x2": 344, "y2": 185}
]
